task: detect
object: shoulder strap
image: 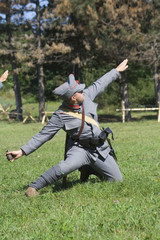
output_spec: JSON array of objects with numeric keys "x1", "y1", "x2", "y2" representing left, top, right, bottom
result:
[{"x1": 60, "y1": 107, "x2": 99, "y2": 128}]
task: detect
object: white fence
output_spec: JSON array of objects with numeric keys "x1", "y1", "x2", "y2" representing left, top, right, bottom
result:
[{"x1": 116, "y1": 101, "x2": 160, "y2": 123}]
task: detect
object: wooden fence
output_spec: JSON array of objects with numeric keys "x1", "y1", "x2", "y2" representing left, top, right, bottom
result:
[
  {"x1": 2, "y1": 102, "x2": 160, "y2": 124},
  {"x1": 0, "y1": 104, "x2": 36, "y2": 123},
  {"x1": 116, "y1": 101, "x2": 160, "y2": 123}
]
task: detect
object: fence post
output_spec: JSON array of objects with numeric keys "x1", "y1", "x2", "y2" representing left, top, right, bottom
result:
[
  {"x1": 158, "y1": 102, "x2": 160, "y2": 123},
  {"x1": 122, "y1": 100, "x2": 125, "y2": 123}
]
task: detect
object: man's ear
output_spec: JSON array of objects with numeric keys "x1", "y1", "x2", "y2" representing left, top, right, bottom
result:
[{"x1": 70, "y1": 95, "x2": 76, "y2": 103}]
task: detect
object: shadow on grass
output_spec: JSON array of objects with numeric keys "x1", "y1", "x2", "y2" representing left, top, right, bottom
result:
[
  {"x1": 23, "y1": 175, "x2": 101, "y2": 195},
  {"x1": 52, "y1": 179, "x2": 81, "y2": 193},
  {"x1": 22, "y1": 178, "x2": 81, "y2": 195},
  {"x1": 98, "y1": 113, "x2": 157, "y2": 123},
  {"x1": 132, "y1": 115, "x2": 157, "y2": 121},
  {"x1": 51, "y1": 176, "x2": 102, "y2": 193},
  {"x1": 98, "y1": 114, "x2": 121, "y2": 122}
]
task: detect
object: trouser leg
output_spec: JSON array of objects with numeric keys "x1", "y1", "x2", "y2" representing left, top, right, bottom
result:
[
  {"x1": 29, "y1": 164, "x2": 62, "y2": 190},
  {"x1": 30, "y1": 146, "x2": 90, "y2": 191},
  {"x1": 91, "y1": 153, "x2": 123, "y2": 182}
]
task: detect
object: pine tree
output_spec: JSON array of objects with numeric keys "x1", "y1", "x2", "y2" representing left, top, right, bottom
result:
[
  {"x1": 21, "y1": 0, "x2": 73, "y2": 119},
  {"x1": 138, "y1": 0, "x2": 160, "y2": 105},
  {"x1": 0, "y1": 0, "x2": 30, "y2": 120}
]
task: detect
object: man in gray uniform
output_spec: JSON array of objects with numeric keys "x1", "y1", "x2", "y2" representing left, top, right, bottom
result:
[{"x1": 7, "y1": 59, "x2": 128, "y2": 197}]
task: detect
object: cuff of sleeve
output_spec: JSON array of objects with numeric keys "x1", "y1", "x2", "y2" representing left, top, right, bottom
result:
[
  {"x1": 113, "y1": 68, "x2": 121, "y2": 78},
  {"x1": 20, "y1": 147, "x2": 27, "y2": 156}
]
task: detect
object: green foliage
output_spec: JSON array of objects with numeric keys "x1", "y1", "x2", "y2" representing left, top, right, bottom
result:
[
  {"x1": 0, "y1": 119, "x2": 160, "y2": 239},
  {"x1": 127, "y1": 62, "x2": 156, "y2": 106},
  {"x1": 44, "y1": 64, "x2": 73, "y2": 101},
  {"x1": 0, "y1": 0, "x2": 159, "y2": 113},
  {"x1": 129, "y1": 78, "x2": 155, "y2": 106}
]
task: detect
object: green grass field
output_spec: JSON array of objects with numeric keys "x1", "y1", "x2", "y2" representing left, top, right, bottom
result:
[{"x1": 0, "y1": 116, "x2": 160, "y2": 239}]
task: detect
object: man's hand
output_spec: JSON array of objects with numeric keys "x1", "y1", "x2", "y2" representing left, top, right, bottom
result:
[
  {"x1": 0, "y1": 70, "x2": 8, "y2": 83},
  {"x1": 116, "y1": 59, "x2": 128, "y2": 72},
  {"x1": 6, "y1": 149, "x2": 24, "y2": 163}
]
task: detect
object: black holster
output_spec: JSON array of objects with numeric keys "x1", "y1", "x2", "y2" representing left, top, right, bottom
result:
[{"x1": 99, "y1": 127, "x2": 117, "y2": 162}]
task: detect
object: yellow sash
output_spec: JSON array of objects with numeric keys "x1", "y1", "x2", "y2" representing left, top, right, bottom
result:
[{"x1": 61, "y1": 108, "x2": 99, "y2": 128}]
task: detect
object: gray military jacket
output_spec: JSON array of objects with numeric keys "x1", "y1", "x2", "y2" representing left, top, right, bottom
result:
[{"x1": 21, "y1": 69, "x2": 120, "y2": 161}]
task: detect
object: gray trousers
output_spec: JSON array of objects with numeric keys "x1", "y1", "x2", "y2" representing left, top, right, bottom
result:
[{"x1": 30, "y1": 145, "x2": 123, "y2": 191}]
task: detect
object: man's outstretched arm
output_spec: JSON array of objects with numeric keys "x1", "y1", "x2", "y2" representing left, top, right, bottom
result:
[{"x1": 84, "y1": 59, "x2": 128, "y2": 101}]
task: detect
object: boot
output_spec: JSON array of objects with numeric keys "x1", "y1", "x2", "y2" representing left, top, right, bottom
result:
[
  {"x1": 25, "y1": 187, "x2": 39, "y2": 197},
  {"x1": 79, "y1": 166, "x2": 90, "y2": 182},
  {"x1": 79, "y1": 165, "x2": 104, "y2": 182}
]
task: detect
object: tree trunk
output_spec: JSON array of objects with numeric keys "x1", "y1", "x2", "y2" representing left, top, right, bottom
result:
[
  {"x1": 152, "y1": 41, "x2": 160, "y2": 105},
  {"x1": 120, "y1": 72, "x2": 131, "y2": 121},
  {"x1": 6, "y1": 5, "x2": 23, "y2": 121},
  {"x1": 11, "y1": 57, "x2": 23, "y2": 121},
  {"x1": 36, "y1": 0, "x2": 45, "y2": 120},
  {"x1": 73, "y1": 64, "x2": 83, "y2": 83},
  {"x1": 37, "y1": 63, "x2": 45, "y2": 120},
  {"x1": 153, "y1": 63, "x2": 160, "y2": 105}
]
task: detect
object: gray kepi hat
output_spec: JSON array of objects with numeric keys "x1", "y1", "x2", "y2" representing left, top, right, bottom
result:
[{"x1": 53, "y1": 74, "x2": 85, "y2": 100}]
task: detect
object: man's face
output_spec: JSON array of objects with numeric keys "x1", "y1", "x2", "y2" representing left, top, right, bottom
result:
[{"x1": 73, "y1": 91, "x2": 84, "y2": 104}]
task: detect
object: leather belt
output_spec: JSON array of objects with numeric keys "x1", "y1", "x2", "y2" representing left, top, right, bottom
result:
[{"x1": 73, "y1": 137, "x2": 104, "y2": 149}]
